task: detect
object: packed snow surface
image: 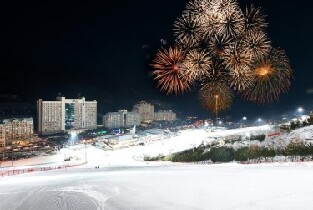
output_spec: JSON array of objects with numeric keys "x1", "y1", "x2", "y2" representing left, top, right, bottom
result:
[{"x1": 1, "y1": 163, "x2": 313, "y2": 210}]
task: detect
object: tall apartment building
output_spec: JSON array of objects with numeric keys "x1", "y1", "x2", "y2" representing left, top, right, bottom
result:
[
  {"x1": 37, "y1": 96, "x2": 97, "y2": 135},
  {"x1": 133, "y1": 101, "x2": 154, "y2": 122},
  {"x1": 0, "y1": 118, "x2": 34, "y2": 147},
  {"x1": 103, "y1": 110, "x2": 140, "y2": 129},
  {"x1": 154, "y1": 110, "x2": 176, "y2": 121}
]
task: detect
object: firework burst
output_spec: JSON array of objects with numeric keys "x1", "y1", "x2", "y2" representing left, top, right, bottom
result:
[
  {"x1": 151, "y1": 46, "x2": 192, "y2": 95},
  {"x1": 185, "y1": 0, "x2": 214, "y2": 18},
  {"x1": 212, "y1": 0, "x2": 239, "y2": 15},
  {"x1": 244, "y1": 4, "x2": 267, "y2": 33},
  {"x1": 216, "y1": 6, "x2": 244, "y2": 37},
  {"x1": 182, "y1": 49, "x2": 211, "y2": 81},
  {"x1": 152, "y1": 0, "x2": 292, "y2": 115},
  {"x1": 199, "y1": 81, "x2": 233, "y2": 116},
  {"x1": 229, "y1": 67, "x2": 254, "y2": 91},
  {"x1": 173, "y1": 13, "x2": 204, "y2": 48},
  {"x1": 241, "y1": 30, "x2": 271, "y2": 59},
  {"x1": 243, "y1": 48, "x2": 292, "y2": 103}
]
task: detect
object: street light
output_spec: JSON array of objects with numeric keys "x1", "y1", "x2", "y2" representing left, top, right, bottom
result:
[
  {"x1": 243, "y1": 117, "x2": 247, "y2": 121},
  {"x1": 297, "y1": 107, "x2": 304, "y2": 118}
]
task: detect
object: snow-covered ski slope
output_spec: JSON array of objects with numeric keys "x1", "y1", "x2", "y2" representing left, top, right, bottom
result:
[{"x1": 1, "y1": 163, "x2": 313, "y2": 210}]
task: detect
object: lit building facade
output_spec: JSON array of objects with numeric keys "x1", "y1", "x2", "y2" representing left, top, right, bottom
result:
[
  {"x1": 103, "y1": 110, "x2": 140, "y2": 129},
  {"x1": 126, "y1": 111, "x2": 141, "y2": 126},
  {"x1": 133, "y1": 101, "x2": 154, "y2": 122},
  {"x1": 37, "y1": 97, "x2": 97, "y2": 135},
  {"x1": 0, "y1": 118, "x2": 34, "y2": 147},
  {"x1": 0, "y1": 124, "x2": 5, "y2": 148},
  {"x1": 154, "y1": 110, "x2": 176, "y2": 121},
  {"x1": 103, "y1": 112, "x2": 121, "y2": 129}
]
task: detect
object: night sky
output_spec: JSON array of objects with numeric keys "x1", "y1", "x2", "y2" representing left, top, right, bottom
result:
[{"x1": 1, "y1": 0, "x2": 313, "y2": 120}]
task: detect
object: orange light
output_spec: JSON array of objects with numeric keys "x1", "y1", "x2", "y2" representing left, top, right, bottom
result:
[{"x1": 256, "y1": 65, "x2": 271, "y2": 76}]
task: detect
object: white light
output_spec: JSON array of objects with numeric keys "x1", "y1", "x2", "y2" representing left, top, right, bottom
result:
[
  {"x1": 257, "y1": 118, "x2": 262, "y2": 122},
  {"x1": 243, "y1": 117, "x2": 247, "y2": 120},
  {"x1": 297, "y1": 107, "x2": 304, "y2": 113}
]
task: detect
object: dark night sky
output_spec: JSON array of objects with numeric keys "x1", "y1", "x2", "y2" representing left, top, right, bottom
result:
[{"x1": 0, "y1": 0, "x2": 313, "y2": 120}]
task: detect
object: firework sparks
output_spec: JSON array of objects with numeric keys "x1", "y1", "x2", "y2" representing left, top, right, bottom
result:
[
  {"x1": 216, "y1": 7, "x2": 244, "y2": 37},
  {"x1": 212, "y1": 0, "x2": 239, "y2": 15},
  {"x1": 185, "y1": 0, "x2": 213, "y2": 18},
  {"x1": 200, "y1": 59, "x2": 228, "y2": 82},
  {"x1": 229, "y1": 67, "x2": 254, "y2": 91},
  {"x1": 244, "y1": 4, "x2": 268, "y2": 33},
  {"x1": 173, "y1": 12, "x2": 204, "y2": 48},
  {"x1": 208, "y1": 33, "x2": 233, "y2": 58},
  {"x1": 199, "y1": 81, "x2": 233, "y2": 116},
  {"x1": 182, "y1": 49, "x2": 211, "y2": 81},
  {"x1": 243, "y1": 48, "x2": 292, "y2": 103},
  {"x1": 151, "y1": 46, "x2": 192, "y2": 95},
  {"x1": 223, "y1": 42, "x2": 251, "y2": 71},
  {"x1": 241, "y1": 30, "x2": 271, "y2": 59}
]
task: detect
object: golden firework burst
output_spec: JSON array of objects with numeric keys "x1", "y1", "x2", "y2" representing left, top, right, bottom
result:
[
  {"x1": 243, "y1": 48, "x2": 292, "y2": 103},
  {"x1": 151, "y1": 46, "x2": 192, "y2": 95},
  {"x1": 199, "y1": 81, "x2": 233, "y2": 117}
]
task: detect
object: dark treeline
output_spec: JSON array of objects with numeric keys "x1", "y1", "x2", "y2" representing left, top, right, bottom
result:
[{"x1": 145, "y1": 142, "x2": 313, "y2": 163}]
